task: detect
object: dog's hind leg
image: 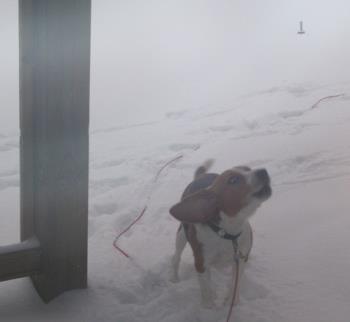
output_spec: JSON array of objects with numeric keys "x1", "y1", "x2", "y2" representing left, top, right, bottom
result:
[{"x1": 170, "y1": 224, "x2": 187, "y2": 282}]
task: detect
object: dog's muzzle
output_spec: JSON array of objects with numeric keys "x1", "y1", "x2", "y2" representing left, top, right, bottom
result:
[{"x1": 252, "y1": 169, "x2": 272, "y2": 199}]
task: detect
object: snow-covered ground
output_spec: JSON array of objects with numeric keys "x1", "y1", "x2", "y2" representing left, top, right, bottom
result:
[
  {"x1": 1, "y1": 83, "x2": 350, "y2": 322},
  {"x1": 1, "y1": 1, "x2": 350, "y2": 322}
]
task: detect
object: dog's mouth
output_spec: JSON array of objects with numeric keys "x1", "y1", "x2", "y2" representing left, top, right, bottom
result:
[{"x1": 253, "y1": 184, "x2": 272, "y2": 199}]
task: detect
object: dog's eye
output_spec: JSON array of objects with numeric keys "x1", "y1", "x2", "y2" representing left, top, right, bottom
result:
[{"x1": 228, "y1": 176, "x2": 241, "y2": 185}]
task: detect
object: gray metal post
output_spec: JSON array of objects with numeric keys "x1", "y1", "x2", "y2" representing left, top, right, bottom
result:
[{"x1": 18, "y1": 0, "x2": 91, "y2": 302}]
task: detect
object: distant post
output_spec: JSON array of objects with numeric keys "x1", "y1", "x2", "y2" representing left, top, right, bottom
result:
[
  {"x1": 298, "y1": 21, "x2": 306, "y2": 35},
  {"x1": 19, "y1": 0, "x2": 91, "y2": 302}
]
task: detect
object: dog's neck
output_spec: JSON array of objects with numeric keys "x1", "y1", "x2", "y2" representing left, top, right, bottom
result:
[{"x1": 219, "y1": 199, "x2": 261, "y2": 235}]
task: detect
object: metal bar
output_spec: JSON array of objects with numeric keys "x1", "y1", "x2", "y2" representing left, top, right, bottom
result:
[{"x1": 0, "y1": 239, "x2": 41, "y2": 282}]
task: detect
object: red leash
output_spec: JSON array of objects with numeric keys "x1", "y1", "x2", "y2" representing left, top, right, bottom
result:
[
  {"x1": 154, "y1": 155, "x2": 184, "y2": 182},
  {"x1": 113, "y1": 155, "x2": 184, "y2": 258},
  {"x1": 113, "y1": 206, "x2": 147, "y2": 258},
  {"x1": 226, "y1": 259, "x2": 241, "y2": 322},
  {"x1": 226, "y1": 241, "x2": 248, "y2": 322},
  {"x1": 310, "y1": 93, "x2": 344, "y2": 109}
]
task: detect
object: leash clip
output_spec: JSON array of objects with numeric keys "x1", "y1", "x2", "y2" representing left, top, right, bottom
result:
[
  {"x1": 232, "y1": 240, "x2": 247, "y2": 263},
  {"x1": 232, "y1": 240, "x2": 240, "y2": 263}
]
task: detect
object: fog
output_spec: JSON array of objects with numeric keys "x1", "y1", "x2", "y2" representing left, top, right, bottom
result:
[
  {"x1": 1, "y1": 0, "x2": 349, "y2": 131},
  {"x1": 91, "y1": 0, "x2": 350, "y2": 128},
  {"x1": 1, "y1": 2, "x2": 350, "y2": 320},
  {"x1": 0, "y1": 1, "x2": 18, "y2": 133}
]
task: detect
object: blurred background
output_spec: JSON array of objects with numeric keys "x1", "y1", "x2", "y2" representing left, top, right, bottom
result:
[{"x1": 1, "y1": 0, "x2": 350, "y2": 132}]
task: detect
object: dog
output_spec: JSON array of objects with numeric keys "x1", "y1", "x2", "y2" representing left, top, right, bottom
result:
[{"x1": 169, "y1": 160, "x2": 272, "y2": 307}]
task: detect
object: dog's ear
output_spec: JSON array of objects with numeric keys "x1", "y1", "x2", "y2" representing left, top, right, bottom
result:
[{"x1": 169, "y1": 189, "x2": 219, "y2": 223}]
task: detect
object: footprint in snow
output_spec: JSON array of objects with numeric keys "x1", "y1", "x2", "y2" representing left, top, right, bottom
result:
[
  {"x1": 0, "y1": 178, "x2": 19, "y2": 191},
  {"x1": 113, "y1": 211, "x2": 142, "y2": 235},
  {"x1": 90, "y1": 201, "x2": 119, "y2": 217},
  {"x1": 240, "y1": 276, "x2": 269, "y2": 301},
  {"x1": 0, "y1": 169, "x2": 18, "y2": 178},
  {"x1": 0, "y1": 141, "x2": 19, "y2": 152},
  {"x1": 89, "y1": 177, "x2": 131, "y2": 195},
  {"x1": 88, "y1": 218, "x2": 98, "y2": 237},
  {"x1": 288, "y1": 122, "x2": 319, "y2": 136},
  {"x1": 230, "y1": 130, "x2": 279, "y2": 141},
  {"x1": 91, "y1": 121, "x2": 158, "y2": 135},
  {"x1": 278, "y1": 110, "x2": 305, "y2": 119},
  {"x1": 286, "y1": 85, "x2": 309, "y2": 97},
  {"x1": 168, "y1": 143, "x2": 200, "y2": 152},
  {"x1": 166, "y1": 109, "x2": 190, "y2": 120},
  {"x1": 209, "y1": 125, "x2": 235, "y2": 132},
  {"x1": 91, "y1": 158, "x2": 125, "y2": 170}
]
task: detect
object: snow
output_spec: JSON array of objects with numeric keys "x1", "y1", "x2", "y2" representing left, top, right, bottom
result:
[
  {"x1": 1, "y1": 1, "x2": 350, "y2": 321},
  {"x1": 2, "y1": 84, "x2": 350, "y2": 322}
]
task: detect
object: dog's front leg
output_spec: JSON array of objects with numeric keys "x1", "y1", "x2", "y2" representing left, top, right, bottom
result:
[
  {"x1": 224, "y1": 258, "x2": 245, "y2": 306},
  {"x1": 186, "y1": 224, "x2": 216, "y2": 307},
  {"x1": 170, "y1": 224, "x2": 187, "y2": 282},
  {"x1": 198, "y1": 268, "x2": 216, "y2": 308}
]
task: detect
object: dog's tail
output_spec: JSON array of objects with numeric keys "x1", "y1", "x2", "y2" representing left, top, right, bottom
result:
[{"x1": 194, "y1": 159, "x2": 214, "y2": 180}]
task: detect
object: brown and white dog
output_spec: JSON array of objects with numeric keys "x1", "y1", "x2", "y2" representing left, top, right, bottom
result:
[{"x1": 169, "y1": 160, "x2": 272, "y2": 307}]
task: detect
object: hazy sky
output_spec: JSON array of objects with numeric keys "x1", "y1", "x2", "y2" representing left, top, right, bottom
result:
[{"x1": 1, "y1": 0, "x2": 349, "y2": 131}]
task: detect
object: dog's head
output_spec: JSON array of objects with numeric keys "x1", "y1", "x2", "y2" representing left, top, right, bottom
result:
[{"x1": 170, "y1": 166, "x2": 271, "y2": 223}]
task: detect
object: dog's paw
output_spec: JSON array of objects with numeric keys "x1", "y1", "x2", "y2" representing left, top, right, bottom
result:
[
  {"x1": 201, "y1": 293, "x2": 217, "y2": 309},
  {"x1": 223, "y1": 294, "x2": 239, "y2": 307},
  {"x1": 201, "y1": 298, "x2": 216, "y2": 309},
  {"x1": 168, "y1": 267, "x2": 180, "y2": 283},
  {"x1": 169, "y1": 274, "x2": 180, "y2": 283}
]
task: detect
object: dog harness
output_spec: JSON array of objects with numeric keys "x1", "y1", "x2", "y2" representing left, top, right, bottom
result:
[{"x1": 207, "y1": 222, "x2": 242, "y2": 242}]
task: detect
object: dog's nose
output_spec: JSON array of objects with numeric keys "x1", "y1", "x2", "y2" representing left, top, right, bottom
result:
[{"x1": 256, "y1": 169, "x2": 269, "y2": 183}]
